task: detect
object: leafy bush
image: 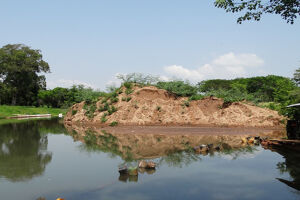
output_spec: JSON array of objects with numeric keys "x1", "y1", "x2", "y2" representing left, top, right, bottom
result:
[
  {"x1": 125, "y1": 88, "x2": 134, "y2": 95},
  {"x1": 71, "y1": 110, "x2": 77, "y2": 115},
  {"x1": 123, "y1": 82, "x2": 132, "y2": 89},
  {"x1": 101, "y1": 113, "x2": 108, "y2": 123},
  {"x1": 183, "y1": 100, "x2": 190, "y2": 107},
  {"x1": 108, "y1": 105, "x2": 117, "y2": 115},
  {"x1": 156, "y1": 81, "x2": 197, "y2": 97},
  {"x1": 111, "y1": 97, "x2": 119, "y2": 103},
  {"x1": 84, "y1": 103, "x2": 97, "y2": 119},
  {"x1": 189, "y1": 94, "x2": 205, "y2": 101},
  {"x1": 109, "y1": 121, "x2": 118, "y2": 126}
]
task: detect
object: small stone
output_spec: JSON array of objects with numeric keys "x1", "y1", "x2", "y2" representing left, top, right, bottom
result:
[
  {"x1": 138, "y1": 160, "x2": 148, "y2": 168},
  {"x1": 241, "y1": 138, "x2": 248, "y2": 144},
  {"x1": 214, "y1": 146, "x2": 221, "y2": 151},
  {"x1": 207, "y1": 144, "x2": 213, "y2": 149},
  {"x1": 146, "y1": 161, "x2": 156, "y2": 169},
  {"x1": 247, "y1": 137, "x2": 255, "y2": 144},
  {"x1": 118, "y1": 165, "x2": 128, "y2": 174},
  {"x1": 200, "y1": 144, "x2": 209, "y2": 152},
  {"x1": 193, "y1": 146, "x2": 201, "y2": 153}
]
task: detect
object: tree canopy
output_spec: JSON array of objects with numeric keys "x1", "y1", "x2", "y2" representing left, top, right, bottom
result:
[
  {"x1": 214, "y1": 0, "x2": 300, "y2": 24},
  {"x1": 0, "y1": 44, "x2": 50, "y2": 106},
  {"x1": 293, "y1": 67, "x2": 300, "y2": 85}
]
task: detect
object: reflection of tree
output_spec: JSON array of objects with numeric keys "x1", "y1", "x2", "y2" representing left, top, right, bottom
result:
[
  {"x1": 77, "y1": 130, "x2": 134, "y2": 161},
  {"x1": 0, "y1": 119, "x2": 56, "y2": 182},
  {"x1": 157, "y1": 145, "x2": 258, "y2": 168},
  {"x1": 273, "y1": 148, "x2": 300, "y2": 191},
  {"x1": 220, "y1": 145, "x2": 258, "y2": 160},
  {"x1": 158, "y1": 150, "x2": 201, "y2": 168}
]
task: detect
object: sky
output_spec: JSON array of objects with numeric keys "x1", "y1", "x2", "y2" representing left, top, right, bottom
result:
[{"x1": 0, "y1": 0, "x2": 299, "y2": 90}]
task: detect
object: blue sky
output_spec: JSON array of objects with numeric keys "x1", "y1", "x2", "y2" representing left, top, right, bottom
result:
[{"x1": 1, "y1": 0, "x2": 299, "y2": 90}]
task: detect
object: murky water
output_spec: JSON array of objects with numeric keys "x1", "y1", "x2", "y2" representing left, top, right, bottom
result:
[{"x1": 0, "y1": 119, "x2": 299, "y2": 200}]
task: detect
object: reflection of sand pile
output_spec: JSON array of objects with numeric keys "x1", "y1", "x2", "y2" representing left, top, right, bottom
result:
[
  {"x1": 65, "y1": 124, "x2": 286, "y2": 160},
  {"x1": 65, "y1": 86, "x2": 285, "y2": 127}
]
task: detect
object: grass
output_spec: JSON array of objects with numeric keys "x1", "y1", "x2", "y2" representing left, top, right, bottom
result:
[{"x1": 0, "y1": 105, "x2": 67, "y2": 119}]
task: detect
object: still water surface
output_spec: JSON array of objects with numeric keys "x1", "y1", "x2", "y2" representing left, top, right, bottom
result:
[{"x1": 0, "y1": 119, "x2": 299, "y2": 200}]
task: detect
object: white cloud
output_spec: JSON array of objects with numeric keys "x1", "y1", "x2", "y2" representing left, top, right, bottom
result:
[
  {"x1": 47, "y1": 79, "x2": 97, "y2": 89},
  {"x1": 164, "y1": 52, "x2": 265, "y2": 82},
  {"x1": 164, "y1": 65, "x2": 204, "y2": 80}
]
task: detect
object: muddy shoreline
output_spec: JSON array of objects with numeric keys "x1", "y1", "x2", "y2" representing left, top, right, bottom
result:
[{"x1": 65, "y1": 123, "x2": 285, "y2": 136}]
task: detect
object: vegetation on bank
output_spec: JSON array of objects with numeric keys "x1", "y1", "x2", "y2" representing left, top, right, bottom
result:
[
  {"x1": 111, "y1": 73, "x2": 300, "y2": 119},
  {"x1": 0, "y1": 105, "x2": 66, "y2": 119}
]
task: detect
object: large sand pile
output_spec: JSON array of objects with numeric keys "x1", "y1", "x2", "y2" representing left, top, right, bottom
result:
[{"x1": 64, "y1": 86, "x2": 285, "y2": 127}]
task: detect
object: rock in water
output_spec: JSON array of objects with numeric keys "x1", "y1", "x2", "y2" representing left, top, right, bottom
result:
[
  {"x1": 241, "y1": 138, "x2": 248, "y2": 144},
  {"x1": 119, "y1": 165, "x2": 128, "y2": 174},
  {"x1": 247, "y1": 137, "x2": 255, "y2": 144},
  {"x1": 138, "y1": 160, "x2": 148, "y2": 168},
  {"x1": 146, "y1": 161, "x2": 156, "y2": 169}
]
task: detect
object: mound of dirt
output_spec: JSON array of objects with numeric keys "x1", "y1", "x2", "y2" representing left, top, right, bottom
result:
[{"x1": 64, "y1": 86, "x2": 285, "y2": 127}]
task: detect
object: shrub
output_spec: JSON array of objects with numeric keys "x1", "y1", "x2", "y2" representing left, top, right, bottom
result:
[
  {"x1": 85, "y1": 104, "x2": 96, "y2": 119},
  {"x1": 156, "y1": 81, "x2": 197, "y2": 97},
  {"x1": 189, "y1": 94, "x2": 204, "y2": 101},
  {"x1": 123, "y1": 82, "x2": 132, "y2": 89},
  {"x1": 183, "y1": 100, "x2": 190, "y2": 107},
  {"x1": 126, "y1": 97, "x2": 132, "y2": 102},
  {"x1": 72, "y1": 110, "x2": 77, "y2": 115},
  {"x1": 109, "y1": 121, "x2": 118, "y2": 126},
  {"x1": 101, "y1": 113, "x2": 108, "y2": 123},
  {"x1": 111, "y1": 97, "x2": 119, "y2": 103},
  {"x1": 99, "y1": 102, "x2": 109, "y2": 112},
  {"x1": 125, "y1": 88, "x2": 133, "y2": 95},
  {"x1": 156, "y1": 106, "x2": 161, "y2": 111},
  {"x1": 108, "y1": 105, "x2": 117, "y2": 115}
]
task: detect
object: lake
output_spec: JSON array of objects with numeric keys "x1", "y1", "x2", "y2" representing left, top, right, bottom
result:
[{"x1": 0, "y1": 118, "x2": 299, "y2": 200}]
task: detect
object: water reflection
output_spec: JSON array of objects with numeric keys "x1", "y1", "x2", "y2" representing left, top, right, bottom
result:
[
  {"x1": 65, "y1": 124, "x2": 287, "y2": 185},
  {"x1": 0, "y1": 118, "x2": 65, "y2": 182},
  {"x1": 267, "y1": 147, "x2": 300, "y2": 191},
  {"x1": 65, "y1": 124, "x2": 284, "y2": 162}
]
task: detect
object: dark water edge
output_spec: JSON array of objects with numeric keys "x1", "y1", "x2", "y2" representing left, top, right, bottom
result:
[{"x1": 0, "y1": 118, "x2": 299, "y2": 200}]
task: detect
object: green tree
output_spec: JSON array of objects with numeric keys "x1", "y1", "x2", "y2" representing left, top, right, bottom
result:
[
  {"x1": 0, "y1": 44, "x2": 50, "y2": 106},
  {"x1": 215, "y1": 0, "x2": 300, "y2": 24},
  {"x1": 293, "y1": 67, "x2": 300, "y2": 85}
]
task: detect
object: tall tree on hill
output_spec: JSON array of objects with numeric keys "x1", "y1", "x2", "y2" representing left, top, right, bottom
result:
[
  {"x1": 0, "y1": 44, "x2": 50, "y2": 106},
  {"x1": 293, "y1": 67, "x2": 300, "y2": 86},
  {"x1": 215, "y1": 0, "x2": 300, "y2": 24}
]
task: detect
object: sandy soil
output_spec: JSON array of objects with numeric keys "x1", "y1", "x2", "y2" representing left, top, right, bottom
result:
[{"x1": 65, "y1": 86, "x2": 285, "y2": 127}]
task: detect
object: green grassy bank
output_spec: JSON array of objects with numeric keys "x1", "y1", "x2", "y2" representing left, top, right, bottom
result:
[{"x1": 0, "y1": 105, "x2": 67, "y2": 119}]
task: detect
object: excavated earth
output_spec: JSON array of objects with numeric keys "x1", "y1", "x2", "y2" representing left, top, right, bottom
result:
[{"x1": 64, "y1": 86, "x2": 285, "y2": 128}]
